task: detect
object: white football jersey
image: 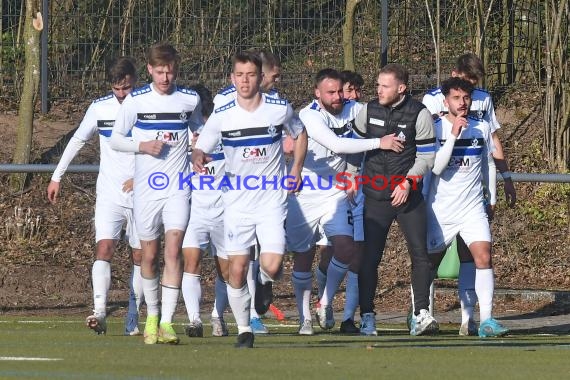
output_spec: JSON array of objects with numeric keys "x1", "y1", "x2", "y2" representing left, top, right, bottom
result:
[
  {"x1": 52, "y1": 93, "x2": 135, "y2": 207},
  {"x1": 195, "y1": 94, "x2": 302, "y2": 212},
  {"x1": 426, "y1": 116, "x2": 495, "y2": 222},
  {"x1": 298, "y1": 99, "x2": 366, "y2": 197},
  {"x1": 188, "y1": 142, "x2": 225, "y2": 211},
  {"x1": 113, "y1": 83, "x2": 203, "y2": 201},
  {"x1": 423, "y1": 87, "x2": 500, "y2": 133}
]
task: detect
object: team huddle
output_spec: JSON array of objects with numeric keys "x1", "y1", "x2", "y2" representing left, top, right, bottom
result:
[{"x1": 47, "y1": 42, "x2": 516, "y2": 348}]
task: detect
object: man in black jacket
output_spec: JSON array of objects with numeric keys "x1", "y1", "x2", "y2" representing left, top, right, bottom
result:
[{"x1": 352, "y1": 63, "x2": 438, "y2": 336}]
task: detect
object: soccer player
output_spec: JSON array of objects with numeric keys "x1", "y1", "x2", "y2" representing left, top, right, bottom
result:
[
  {"x1": 289, "y1": 69, "x2": 384, "y2": 335},
  {"x1": 192, "y1": 50, "x2": 307, "y2": 348},
  {"x1": 181, "y1": 84, "x2": 230, "y2": 338},
  {"x1": 110, "y1": 42, "x2": 203, "y2": 345},
  {"x1": 352, "y1": 63, "x2": 438, "y2": 336},
  {"x1": 46, "y1": 57, "x2": 144, "y2": 336},
  {"x1": 423, "y1": 53, "x2": 516, "y2": 205},
  {"x1": 212, "y1": 49, "x2": 282, "y2": 335},
  {"x1": 313, "y1": 69, "x2": 366, "y2": 334},
  {"x1": 425, "y1": 77, "x2": 509, "y2": 337},
  {"x1": 340, "y1": 70, "x2": 364, "y2": 102},
  {"x1": 422, "y1": 53, "x2": 515, "y2": 335}
]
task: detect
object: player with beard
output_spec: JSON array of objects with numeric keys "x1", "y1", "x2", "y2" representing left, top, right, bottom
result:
[
  {"x1": 352, "y1": 63, "x2": 438, "y2": 336},
  {"x1": 288, "y1": 68, "x2": 397, "y2": 334},
  {"x1": 425, "y1": 77, "x2": 509, "y2": 337}
]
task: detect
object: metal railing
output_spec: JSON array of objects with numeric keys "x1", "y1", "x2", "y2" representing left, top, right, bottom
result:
[{"x1": 0, "y1": 164, "x2": 568, "y2": 183}]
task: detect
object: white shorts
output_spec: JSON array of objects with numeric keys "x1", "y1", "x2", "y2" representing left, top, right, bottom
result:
[
  {"x1": 134, "y1": 194, "x2": 190, "y2": 241},
  {"x1": 427, "y1": 208, "x2": 491, "y2": 254},
  {"x1": 94, "y1": 198, "x2": 140, "y2": 249},
  {"x1": 286, "y1": 193, "x2": 353, "y2": 252},
  {"x1": 315, "y1": 224, "x2": 330, "y2": 246},
  {"x1": 183, "y1": 203, "x2": 226, "y2": 259},
  {"x1": 224, "y1": 206, "x2": 286, "y2": 255}
]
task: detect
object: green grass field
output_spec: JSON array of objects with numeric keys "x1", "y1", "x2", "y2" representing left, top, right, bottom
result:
[{"x1": 1, "y1": 317, "x2": 569, "y2": 379}]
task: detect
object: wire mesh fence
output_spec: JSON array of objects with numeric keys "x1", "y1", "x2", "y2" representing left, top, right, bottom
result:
[{"x1": 1, "y1": 0, "x2": 545, "y2": 107}]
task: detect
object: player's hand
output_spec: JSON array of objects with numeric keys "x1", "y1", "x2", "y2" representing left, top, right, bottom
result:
[
  {"x1": 122, "y1": 178, "x2": 134, "y2": 193},
  {"x1": 139, "y1": 140, "x2": 166, "y2": 157},
  {"x1": 47, "y1": 181, "x2": 60, "y2": 204},
  {"x1": 191, "y1": 149, "x2": 212, "y2": 173},
  {"x1": 390, "y1": 179, "x2": 410, "y2": 207},
  {"x1": 486, "y1": 204, "x2": 495, "y2": 221},
  {"x1": 286, "y1": 167, "x2": 302, "y2": 193},
  {"x1": 503, "y1": 180, "x2": 516, "y2": 207},
  {"x1": 451, "y1": 116, "x2": 468, "y2": 137},
  {"x1": 379, "y1": 133, "x2": 404, "y2": 152}
]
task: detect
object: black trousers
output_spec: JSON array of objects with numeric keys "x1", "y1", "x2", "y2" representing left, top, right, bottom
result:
[{"x1": 359, "y1": 191, "x2": 432, "y2": 315}]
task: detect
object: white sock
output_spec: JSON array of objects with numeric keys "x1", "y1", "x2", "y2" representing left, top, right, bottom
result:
[
  {"x1": 227, "y1": 283, "x2": 252, "y2": 334},
  {"x1": 258, "y1": 266, "x2": 273, "y2": 285},
  {"x1": 342, "y1": 271, "x2": 359, "y2": 321},
  {"x1": 132, "y1": 265, "x2": 144, "y2": 310},
  {"x1": 141, "y1": 276, "x2": 160, "y2": 316},
  {"x1": 182, "y1": 272, "x2": 202, "y2": 323},
  {"x1": 160, "y1": 285, "x2": 180, "y2": 324},
  {"x1": 247, "y1": 260, "x2": 259, "y2": 319},
  {"x1": 292, "y1": 271, "x2": 313, "y2": 321},
  {"x1": 212, "y1": 276, "x2": 228, "y2": 319},
  {"x1": 475, "y1": 268, "x2": 494, "y2": 322},
  {"x1": 320, "y1": 257, "x2": 349, "y2": 306},
  {"x1": 315, "y1": 267, "x2": 327, "y2": 300},
  {"x1": 92, "y1": 260, "x2": 111, "y2": 317},
  {"x1": 458, "y1": 262, "x2": 478, "y2": 323}
]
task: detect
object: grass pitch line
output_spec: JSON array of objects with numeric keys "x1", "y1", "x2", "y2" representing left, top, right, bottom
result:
[{"x1": 0, "y1": 357, "x2": 63, "y2": 361}]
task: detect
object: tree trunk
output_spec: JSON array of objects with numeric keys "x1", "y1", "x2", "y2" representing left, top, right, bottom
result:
[
  {"x1": 542, "y1": 0, "x2": 569, "y2": 171},
  {"x1": 11, "y1": 0, "x2": 42, "y2": 192},
  {"x1": 342, "y1": 0, "x2": 361, "y2": 71}
]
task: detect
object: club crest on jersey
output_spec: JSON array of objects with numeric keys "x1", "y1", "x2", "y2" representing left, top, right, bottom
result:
[
  {"x1": 267, "y1": 124, "x2": 277, "y2": 137},
  {"x1": 471, "y1": 138, "x2": 479, "y2": 147},
  {"x1": 397, "y1": 131, "x2": 406, "y2": 141},
  {"x1": 179, "y1": 111, "x2": 188, "y2": 122},
  {"x1": 476, "y1": 110, "x2": 484, "y2": 120}
]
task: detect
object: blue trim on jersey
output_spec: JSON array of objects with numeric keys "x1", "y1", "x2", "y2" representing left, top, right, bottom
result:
[
  {"x1": 134, "y1": 121, "x2": 188, "y2": 130},
  {"x1": 264, "y1": 97, "x2": 287, "y2": 106},
  {"x1": 309, "y1": 101, "x2": 320, "y2": 111},
  {"x1": 427, "y1": 87, "x2": 442, "y2": 95},
  {"x1": 131, "y1": 85, "x2": 152, "y2": 97},
  {"x1": 177, "y1": 86, "x2": 198, "y2": 96},
  {"x1": 451, "y1": 147, "x2": 483, "y2": 156},
  {"x1": 417, "y1": 144, "x2": 436, "y2": 153},
  {"x1": 215, "y1": 100, "x2": 236, "y2": 114},
  {"x1": 219, "y1": 85, "x2": 236, "y2": 96},
  {"x1": 222, "y1": 135, "x2": 281, "y2": 147},
  {"x1": 94, "y1": 93, "x2": 114, "y2": 103},
  {"x1": 209, "y1": 152, "x2": 225, "y2": 161}
]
